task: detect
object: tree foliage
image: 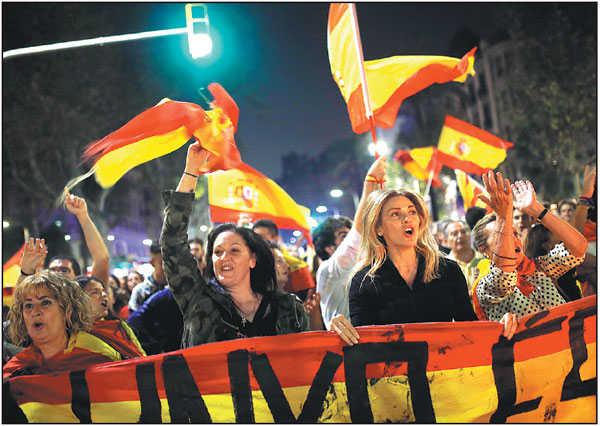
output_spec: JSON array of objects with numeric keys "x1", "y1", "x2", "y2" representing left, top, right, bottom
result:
[{"x1": 502, "y1": 4, "x2": 597, "y2": 200}]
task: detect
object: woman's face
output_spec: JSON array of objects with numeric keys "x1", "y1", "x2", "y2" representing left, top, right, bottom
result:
[
  {"x1": 84, "y1": 280, "x2": 109, "y2": 321},
  {"x1": 376, "y1": 195, "x2": 421, "y2": 250},
  {"x1": 126, "y1": 272, "x2": 142, "y2": 291},
  {"x1": 271, "y1": 248, "x2": 290, "y2": 291},
  {"x1": 23, "y1": 287, "x2": 67, "y2": 348},
  {"x1": 212, "y1": 231, "x2": 256, "y2": 289},
  {"x1": 483, "y1": 220, "x2": 524, "y2": 265}
]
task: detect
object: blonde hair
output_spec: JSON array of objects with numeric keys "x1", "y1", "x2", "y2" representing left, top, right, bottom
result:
[
  {"x1": 355, "y1": 189, "x2": 441, "y2": 283},
  {"x1": 8, "y1": 270, "x2": 94, "y2": 346}
]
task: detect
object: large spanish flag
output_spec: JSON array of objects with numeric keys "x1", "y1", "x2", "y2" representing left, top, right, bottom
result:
[
  {"x1": 68, "y1": 83, "x2": 241, "y2": 190},
  {"x1": 328, "y1": 4, "x2": 476, "y2": 134},
  {"x1": 4, "y1": 297, "x2": 595, "y2": 423},
  {"x1": 2, "y1": 243, "x2": 25, "y2": 306},
  {"x1": 394, "y1": 146, "x2": 443, "y2": 187},
  {"x1": 437, "y1": 115, "x2": 514, "y2": 175},
  {"x1": 208, "y1": 163, "x2": 312, "y2": 244},
  {"x1": 455, "y1": 169, "x2": 492, "y2": 213}
]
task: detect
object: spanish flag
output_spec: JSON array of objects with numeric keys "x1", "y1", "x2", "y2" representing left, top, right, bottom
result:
[
  {"x1": 328, "y1": 4, "x2": 476, "y2": 134},
  {"x1": 454, "y1": 170, "x2": 492, "y2": 213},
  {"x1": 3, "y1": 243, "x2": 25, "y2": 306},
  {"x1": 280, "y1": 247, "x2": 315, "y2": 293},
  {"x1": 437, "y1": 115, "x2": 514, "y2": 175},
  {"x1": 208, "y1": 163, "x2": 312, "y2": 244},
  {"x1": 67, "y1": 83, "x2": 241, "y2": 191},
  {"x1": 394, "y1": 147, "x2": 443, "y2": 187}
]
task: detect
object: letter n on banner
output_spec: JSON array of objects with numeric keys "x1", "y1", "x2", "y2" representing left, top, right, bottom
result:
[{"x1": 343, "y1": 341, "x2": 435, "y2": 423}]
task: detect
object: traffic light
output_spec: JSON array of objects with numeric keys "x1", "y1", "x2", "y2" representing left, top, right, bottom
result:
[{"x1": 185, "y1": 3, "x2": 212, "y2": 58}]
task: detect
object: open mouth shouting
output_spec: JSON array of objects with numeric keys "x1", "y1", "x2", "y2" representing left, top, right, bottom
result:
[{"x1": 404, "y1": 226, "x2": 415, "y2": 237}]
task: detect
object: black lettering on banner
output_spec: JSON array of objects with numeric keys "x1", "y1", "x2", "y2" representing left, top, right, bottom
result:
[
  {"x1": 136, "y1": 361, "x2": 162, "y2": 423},
  {"x1": 248, "y1": 351, "x2": 343, "y2": 423},
  {"x1": 161, "y1": 354, "x2": 212, "y2": 423},
  {"x1": 227, "y1": 350, "x2": 254, "y2": 423},
  {"x1": 490, "y1": 316, "x2": 566, "y2": 423},
  {"x1": 69, "y1": 369, "x2": 92, "y2": 423},
  {"x1": 561, "y1": 306, "x2": 597, "y2": 401},
  {"x1": 343, "y1": 341, "x2": 435, "y2": 424}
]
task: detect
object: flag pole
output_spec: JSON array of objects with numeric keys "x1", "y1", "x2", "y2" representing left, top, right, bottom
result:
[{"x1": 348, "y1": 4, "x2": 378, "y2": 156}]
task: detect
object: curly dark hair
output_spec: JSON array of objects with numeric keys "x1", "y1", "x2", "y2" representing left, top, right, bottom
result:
[
  {"x1": 205, "y1": 223, "x2": 276, "y2": 294},
  {"x1": 311, "y1": 216, "x2": 352, "y2": 260}
]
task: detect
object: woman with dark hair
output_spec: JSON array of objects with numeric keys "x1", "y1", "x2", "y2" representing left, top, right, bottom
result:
[{"x1": 160, "y1": 142, "x2": 309, "y2": 348}]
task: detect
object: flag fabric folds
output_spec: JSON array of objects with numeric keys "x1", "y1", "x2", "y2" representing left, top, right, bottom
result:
[
  {"x1": 437, "y1": 115, "x2": 514, "y2": 175},
  {"x1": 394, "y1": 147, "x2": 443, "y2": 187},
  {"x1": 3, "y1": 243, "x2": 25, "y2": 305},
  {"x1": 454, "y1": 170, "x2": 492, "y2": 213},
  {"x1": 328, "y1": 3, "x2": 477, "y2": 134},
  {"x1": 69, "y1": 83, "x2": 241, "y2": 190},
  {"x1": 208, "y1": 163, "x2": 312, "y2": 244},
  {"x1": 280, "y1": 247, "x2": 315, "y2": 293}
]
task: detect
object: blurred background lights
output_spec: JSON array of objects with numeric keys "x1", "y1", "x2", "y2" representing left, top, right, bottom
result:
[
  {"x1": 142, "y1": 239, "x2": 153, "y2": 246},
  {"x1": 64, "y1": 234, "x2": 71, "y2": 241},
  {"x1": 316, "y1": 205, "x2": 328, "y2": 213},
  {"x1": 107, "y1": 235, "x2": 115, "y2": 241},
  {"x1": 330, "y1": 189, "x2": 343, "y2": 198},
  {"x1": 368, "y1": 140, "x2": 389, "y2": 157}
]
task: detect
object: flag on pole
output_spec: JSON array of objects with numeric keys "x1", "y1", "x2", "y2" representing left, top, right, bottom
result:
[
  {"x1": 394, "y1": 147, "x2": 443, "y2": 187},
  {"x1": 455, "y1": 169, "x2": 492, "y2": 213},
  {"x1": 66, "y1": 83, "x2": 242, "y2": 191},
  {"x1": 328, "y1": 3, "x2": 476, "y2": 134},
  {"x1": 437, "y1": 115, "x2": 514, "y2": 175},
  {"x1": 3, "y1": 244, "x2": 25, "y2": 305},
  {"x1": 208, "y1": 163, "x2": 312, "y2": 244}
]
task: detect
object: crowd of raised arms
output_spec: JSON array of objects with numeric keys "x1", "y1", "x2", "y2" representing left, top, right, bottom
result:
[{"x1": 2, "y1": 141, "x2": 596, "y2": 386}]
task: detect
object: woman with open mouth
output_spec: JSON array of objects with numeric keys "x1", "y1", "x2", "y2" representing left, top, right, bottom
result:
[
  {"x1": 3, "y1": 271, "x2": 145, "y2": 381},
  {"x1": 329, "y1": 188, "x2": 518, "y2": 346}
]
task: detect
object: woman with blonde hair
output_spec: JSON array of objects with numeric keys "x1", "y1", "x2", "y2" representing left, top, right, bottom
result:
[
  {"x1": 3, "y1": 271, "x2": 144, "y2": 381},
  {"x1": 330, "y1": 188, "x2": 518, "y2": 345}
]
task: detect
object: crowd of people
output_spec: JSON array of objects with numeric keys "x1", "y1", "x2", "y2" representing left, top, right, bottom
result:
[{"x1": 2, "y1": 142, "x2": 596, "y2": 404}]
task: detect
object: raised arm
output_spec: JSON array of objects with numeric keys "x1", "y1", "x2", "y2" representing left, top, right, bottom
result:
[
  {"x1": 512, "y1": 180, "x2": 587, "y2": 258},
  {"x1": 478, "y1": 171, "x2": 517, "y2": 273},
  {"x1": 16, "y1": 238, "x2": 48, "y2": 286},
  {"x1": 354, "y1": 156, "x2": 387, "y2": 233},
  {"x1": 572, "y1": 165, "x2": 596, "y2": 234},
  {"x1": 64, "y1": 188, "x2": 110, "y2": 285}
]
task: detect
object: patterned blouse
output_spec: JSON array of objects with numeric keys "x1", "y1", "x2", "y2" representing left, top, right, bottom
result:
[{"x1": 476, "y1": 242, "x2": 585, "y2": 321}]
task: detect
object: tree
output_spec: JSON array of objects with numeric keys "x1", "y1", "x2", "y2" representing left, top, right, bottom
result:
[{"x1": 502, "y1": 4, "x2": 597, "y2": 200}]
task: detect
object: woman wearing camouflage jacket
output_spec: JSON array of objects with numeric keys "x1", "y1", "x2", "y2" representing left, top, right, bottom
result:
[{"x1": 160, "y1": 142, "x2": 309, "y2": 348}]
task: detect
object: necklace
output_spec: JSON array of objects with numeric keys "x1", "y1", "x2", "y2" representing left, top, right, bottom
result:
[{"x1": 237, "y1": 296, "x2": 260, "y2": 325}]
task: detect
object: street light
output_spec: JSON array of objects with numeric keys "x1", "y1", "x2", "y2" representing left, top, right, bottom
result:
[
  {"x1": 316, "y1": 205, "x2": 328, "y2": 213},
  {"x1": 185, "y1": 3, "x2": 212, "y2": 58},
  {"x1": 330, "y1": 189, "x2": 343, "y2": 198}
]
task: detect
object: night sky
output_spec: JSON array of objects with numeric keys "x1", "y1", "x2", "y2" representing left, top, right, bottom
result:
[{"x1": 3, "y1": 2, "x2": 525, "y2": 179}]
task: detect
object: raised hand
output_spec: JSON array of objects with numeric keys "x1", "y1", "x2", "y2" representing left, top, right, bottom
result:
[
  {"x1": 303, "y1": 289, "x2": 325, "y2": 331},
  {"x1": 511, "y1": 180, "x2": 538, "y2": 214},
  {"x1": 185, "y1": 140, "x2": 211, "y2": 175},
  {"x1": 365, "y1": 155, "x2": 387, "y2": 187},
  {"x1": 582, "y1": 165, "x2": 596, "y2": 197},
  {"x1": 477, "y1": 171, "x2": 513, "y2": 219},
  {"x1": 20, "y1": 237, "x2": 48, "y2": 275},
  {"x1": 64, "y1": 187, "x2": 88, "y2": 218}
]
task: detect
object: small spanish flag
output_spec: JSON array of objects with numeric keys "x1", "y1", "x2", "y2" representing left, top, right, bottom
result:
[
  {"x1": 437, "y1": 115, "x2": 514, "y2": 175},
  {"x1": 455, "y1": 170, "x2": 492, "y2": 213},
  {"x1": 328, "y1": 4, "x2": 476, "y2": 134},
  {"x1": 394, "y1": 147, "x2": 443, "y2": 187},
  {"x1": 208, "y1": 163, "x2": 312, "y2": 244},
  {"x1": 3, "y1": 244, "x2": 25, "y2": 306},
  {"x1": 66, "y1": 83, "x2": 241, "y2": 192},
  {"x1": 280, "y1": 247, "x2": 315, "y2": 293}
]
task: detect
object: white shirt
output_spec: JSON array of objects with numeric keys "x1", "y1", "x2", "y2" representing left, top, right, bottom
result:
[{"x1": 316, "y1": 226, "x2": 361, "y2": 329}]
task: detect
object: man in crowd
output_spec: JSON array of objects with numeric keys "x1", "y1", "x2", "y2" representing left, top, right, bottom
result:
[
  {"x1": 128, "y1": 242, "x2": 167, "y2": 312},
  {"x1": 444, "y1": 220, "x2": 484, "y2": 295},
  {"x1": 188, "y1": 237, "x2": 206, "y2": 273}
]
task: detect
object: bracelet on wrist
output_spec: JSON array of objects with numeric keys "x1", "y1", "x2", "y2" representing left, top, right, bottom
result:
[
  {"x1": 20, "y1": 269, "x2": 34, "y2": 276},
  {"x1": 536, "y1": 207, "x2": 549, "y2": 223},
  {"x1": 364, "y1": 175, "x2": 386, "y2": 189},
  {"x1": 493, "y1": 229, "x2": 516, "y2": 236},
  {"x1": 492, "y1": 252, "x2": 517, "y2": 260},
  {"x1": 183, "y1": 171, "x2": 198, "y2": 179},
  {"x1": 578, "y1": 196, "x2": 592, "y2": 207}
]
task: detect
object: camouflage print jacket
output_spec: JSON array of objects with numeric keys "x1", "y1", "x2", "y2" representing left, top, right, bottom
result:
[{"x1": 160, "y1": 190, "x2": 309, "y2": 348}]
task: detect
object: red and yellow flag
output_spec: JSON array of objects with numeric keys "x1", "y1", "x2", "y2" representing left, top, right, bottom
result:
[
  {"x1": 328, "y1": 4, "x2": 476, "y2": 134},
  {"x1": 69, "y1": 83, "x2": 241, "y2": 190},
  {"x1": 437, "y1": 115, "x2": 514, "y2": 175},
  {"x1": 3, "y1": 243, "x2": 25, "y2": 306},
  {"x1": 208, "y1": 163, "x2": 312, "y2": 244},
  {"x1": 455, "y1": 169, "x2": 492, "y2": 213},
  {"x1": 280, "y1": 247, "x2": 315, "y2": 293},
  {"x1": 394, "y1": 147, "x2": 443, "y2": 187}
]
